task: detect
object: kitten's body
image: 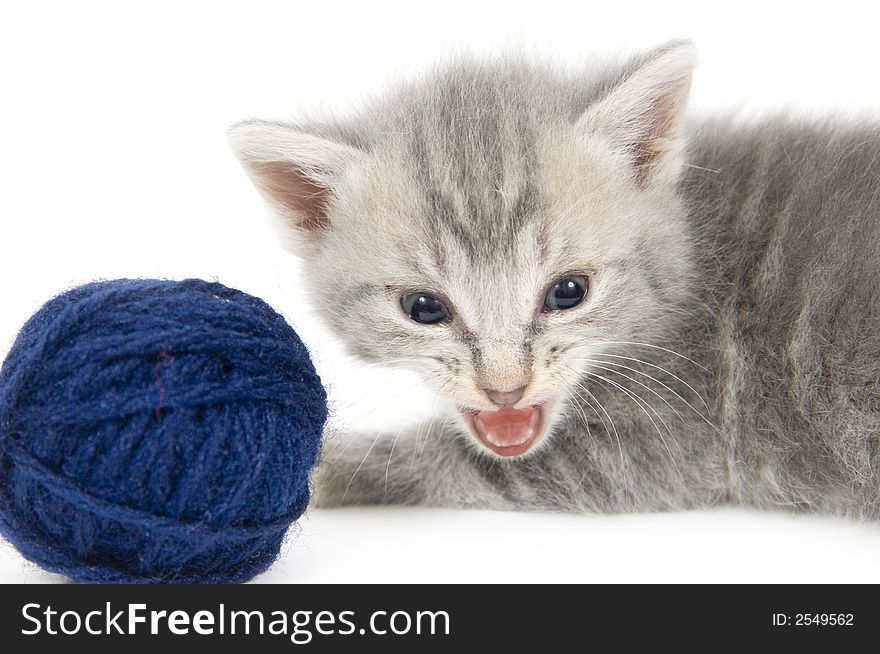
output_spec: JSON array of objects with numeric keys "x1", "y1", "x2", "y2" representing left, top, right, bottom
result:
[{"x1": 231, "y1": 45, "x2": 880, "y2": 519}]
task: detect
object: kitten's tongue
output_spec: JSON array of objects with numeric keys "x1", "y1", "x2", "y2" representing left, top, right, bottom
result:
[{"x1": 473, "y1": 406, "x2": 539, "y2": 454}]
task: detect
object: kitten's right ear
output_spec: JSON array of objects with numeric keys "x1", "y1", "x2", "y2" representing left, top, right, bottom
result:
[
  {"x1": 577, "y1": 41, "x2": 696, "y2": 187},
  {"x1": 228, "y1": 121, "x2": 365, "y2": 248}
]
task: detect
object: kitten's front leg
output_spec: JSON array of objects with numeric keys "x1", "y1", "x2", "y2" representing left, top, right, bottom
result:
[
  {"x1": 312, "y1": 424, "x2": 523, "y2": 511},
  {"x1": 312, "y1": 418, "x2": 628, "y2": 513}
]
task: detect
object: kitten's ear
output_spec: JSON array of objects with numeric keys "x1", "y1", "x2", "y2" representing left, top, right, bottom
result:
[
  {"x1": 578, "y1": 41, "x2": 696, "y2": 186},
  {"x1": 228, "y1": 120, "x2": 365, "y2": 248}
]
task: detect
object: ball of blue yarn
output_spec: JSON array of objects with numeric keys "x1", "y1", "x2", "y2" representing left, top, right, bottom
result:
[{"x1": 0, "y1": 279, "x2": 326, "y2": 583}]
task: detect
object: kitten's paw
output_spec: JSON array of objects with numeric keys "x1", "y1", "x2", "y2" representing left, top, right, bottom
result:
[
  {"x1": 310, "y1": 441, "x2": 389, "y2": 508},
  {"x1": 310, "y1": 459, "x2": 359, "y2": 508},
  {"x1": 310, "y1": 435, "x2": 424, "y2": 508}
]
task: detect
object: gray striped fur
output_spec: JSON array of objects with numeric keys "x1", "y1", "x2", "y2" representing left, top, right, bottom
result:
[{"x1": 230, "y1": 43, "x2": 880, "y2": 518}]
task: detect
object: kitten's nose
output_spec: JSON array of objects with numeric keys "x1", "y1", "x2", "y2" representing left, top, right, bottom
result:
[{"x1": 484, "y1": 386, "x2": 527, "y2": 407}]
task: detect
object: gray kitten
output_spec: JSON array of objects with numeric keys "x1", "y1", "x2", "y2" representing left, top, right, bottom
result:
[{"x1": 229, "y1": 41, "x2": 880, "y2": 518}]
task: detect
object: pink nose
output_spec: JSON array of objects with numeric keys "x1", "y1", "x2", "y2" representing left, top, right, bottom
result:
[{"x1": 484, "y1": 386, "x2": 527, "y2": 407}]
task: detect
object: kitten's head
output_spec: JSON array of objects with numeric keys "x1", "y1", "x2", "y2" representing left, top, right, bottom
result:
[{"x1": 230, "y1": 42, "x2": 698, "y2": 457}]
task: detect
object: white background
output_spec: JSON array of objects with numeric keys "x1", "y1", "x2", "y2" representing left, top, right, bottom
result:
[{"x1": 2, "y1": 0, "x2": 880, "y2": 583}]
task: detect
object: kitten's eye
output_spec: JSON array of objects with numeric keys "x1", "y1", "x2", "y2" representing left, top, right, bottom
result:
[
  {"x1": 400, "y1": 293, "x2": 451, "y2": 325},
  {"x1": 543, "y1": 275, "x2": 589, "y2": 312}
]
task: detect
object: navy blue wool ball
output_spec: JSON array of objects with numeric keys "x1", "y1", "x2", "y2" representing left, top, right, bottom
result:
[{"x1": 0, "y1": 279, "x2": 326, "y2": 583}]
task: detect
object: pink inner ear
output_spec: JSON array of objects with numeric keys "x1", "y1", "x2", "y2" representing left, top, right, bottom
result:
[
  {"x1": 252, "y1": 161, "x2": 331, "y2": 232},
  {"x1": 631, "y1": 92, "x2": 681, "y2": 181}
]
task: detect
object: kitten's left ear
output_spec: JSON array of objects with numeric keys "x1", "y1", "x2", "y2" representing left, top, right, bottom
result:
[
  {"x1": 227, "y1": 120, "x2": 367, "y2": 254},
  {"x1": 579, "y1": 41, "x2": 697, "y2": 186}
]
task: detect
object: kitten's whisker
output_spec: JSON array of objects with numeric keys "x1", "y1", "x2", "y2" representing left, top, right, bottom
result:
[
  {"x1": 582, "y1": 370, "x2": 684, "y2": 481},
  {"x1": 572, "y1": 387, "x2": 613, "y2": 452},
  {"x1": 325, "y1": 375, "x2": 433, "y2": 478},
  {"x1": 322, "y1": 432, "x2": 359, "y2": 472},
  {"x1": 585, "y1": 351, "x2": 713, "y2": 416},
  {"x1": 344, "y1": 376, "x2": 431, "y2": 424},
  {"x1": 682, "y1": 163, "x2": 721, "y2": 174},
  {"x1": 567, "y1": 366, "x2": 681, "y2": 458},
  {"x1": 344, "y1": 370, "x2": 428, "y2": 409},
  {"x1": 341, "y1": 430, "x2": 384, "y2": 504},
  {"x1": 409, "y1": 421, "x2": 426, "y2": 469},
  {"x1": 589, "y1": 340, "x2": 712, "y2": 373},
  {"x1": 566, "y1": 377, "x2": 625, "y2": 469},
  {"x1": 384, "y1": 424, "x2": 406, "y2": 496},
  {"x1": 583, "y1": 358, "x2": 689, "y2": 424},
  {"x1": 323, "y1": 407, "x2": 385, "y2": 468},
  {"x1": 553, "y1": 372, "x2": 604, "y2": 442},
  {"x1": 569, "y1": 387, "x2": 608, "y2": 443},
  {"x1": 416, "y1": 412, "x2": 438, "y2": 467},
  {"x1": 417, "y1": 379, "x2": 453, "y2": 463},
  {"x1": 564, "y1": 385, "x2": 598, "y2": 448},
  {"x1": 341, "y1": 357, "x2": 428, "y2": 372}
]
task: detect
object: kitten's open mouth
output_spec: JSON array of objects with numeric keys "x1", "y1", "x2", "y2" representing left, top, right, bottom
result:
[{"x1": 460, "y1": 404, "x2": 546, "y2": 457}]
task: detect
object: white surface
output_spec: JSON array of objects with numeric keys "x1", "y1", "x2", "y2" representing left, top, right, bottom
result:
[
  {"x1": 4, "y1": 507, "x2": 880, "y2": 584},
  {"x1": 2, "y1": 0, "x2": 880, "y2": 583}
]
